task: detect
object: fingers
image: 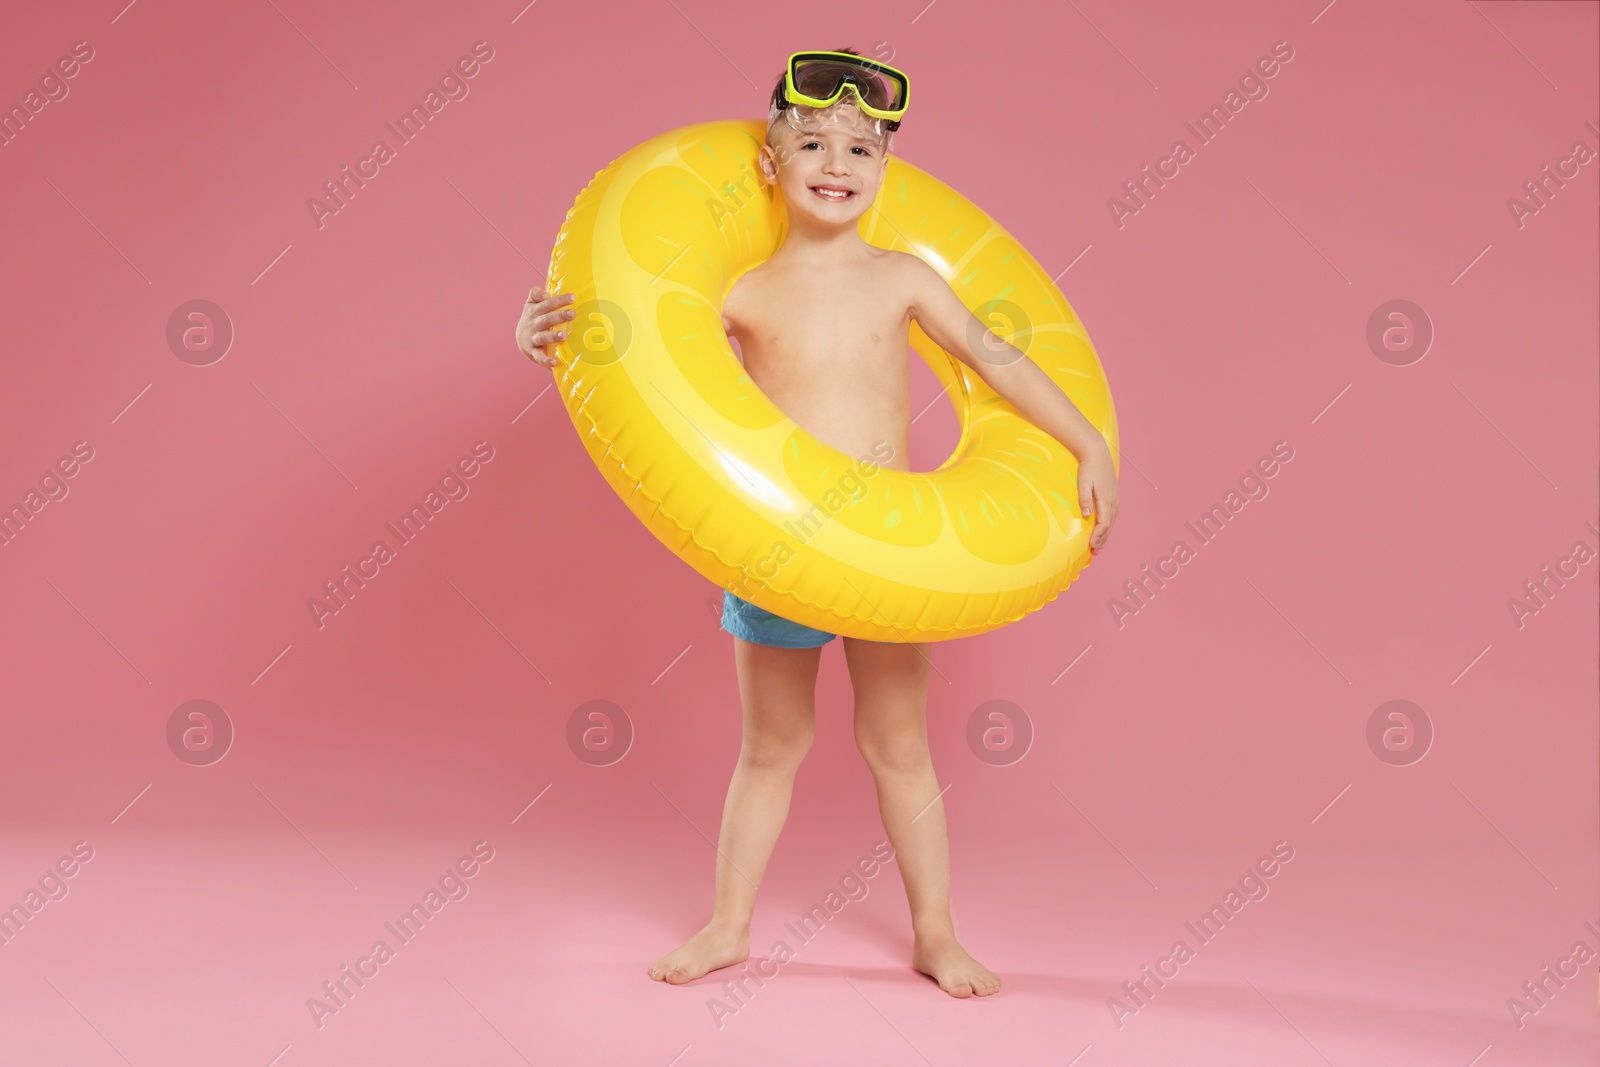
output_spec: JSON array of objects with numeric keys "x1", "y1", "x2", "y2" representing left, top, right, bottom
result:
[
  {"x1": 1078, "y1": 481, "x2": 1101, "y2": 554},
  {"x1": 519, "y1": 289, "x2": 576, "y2": 368},
  {"x1": 528, "y1": 329, "x2": 564, "y2": 367},
  {"x1": 1089, "y1": 511, "x2": 1111, "y2": 553},
  {"x1": 531, "y1": 329, "x2": 567, "y2": 360},
  {"x1": 520, "y1": 291, "x2": 574, "y2": 336},
  {"x1": 1087, "y1": 484, "x2": 1118, "y2": 553},
  {"x1": 527, "y1": 291, "x2": 575, "y2": 318},
  {"x1": 528, "y1": 305, "x2": 577, "y2": 333},
  {"x1": 516, "y1": 324, "x2": 564, "y2": 365}
]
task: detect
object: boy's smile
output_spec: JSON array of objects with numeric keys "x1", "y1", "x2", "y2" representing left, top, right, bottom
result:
[{"x1": 810, "y1": 184, "x2": 856, "y2": 203}]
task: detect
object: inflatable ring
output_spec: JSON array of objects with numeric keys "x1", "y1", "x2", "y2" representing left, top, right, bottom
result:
[{"x1": 548, "y1": 120, "x2": 1118, "y2": 642}]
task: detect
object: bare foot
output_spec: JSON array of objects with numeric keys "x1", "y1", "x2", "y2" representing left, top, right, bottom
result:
[
  {"x1": 912, "y1": 933, "x2": 1001, "y2": 998},
  {"x1": 647, "y1": 921, "x2": 750, "y2": 985}
]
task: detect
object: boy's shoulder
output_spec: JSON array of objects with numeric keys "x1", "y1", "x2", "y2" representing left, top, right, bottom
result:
[
  {"x1": 872, "y1": 247, "x2": 923, "y2": 271},
  {"x1": 877, "y1": 247, "x2": 939, "y2": 283},
  {"x1": 850, "y1": 247, "x2": 938, "y2": 299},
  {"x1": 878, "y1": 248, "x2": 945, "y2": 307}
]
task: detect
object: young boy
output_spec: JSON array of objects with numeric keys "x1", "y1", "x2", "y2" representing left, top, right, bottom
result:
[{"x1": 517, "y1": 48, "x2": 1118, "y2": 998}]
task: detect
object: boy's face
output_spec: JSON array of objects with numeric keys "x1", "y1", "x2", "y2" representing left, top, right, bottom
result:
[{"x1": 759, "y1": 102, "x2": 890, "y2": 227}]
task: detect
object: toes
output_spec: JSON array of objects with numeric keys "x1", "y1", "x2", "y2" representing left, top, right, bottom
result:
[{"x1": 649, "y1": 960, "x2": 689, "y2": 983}]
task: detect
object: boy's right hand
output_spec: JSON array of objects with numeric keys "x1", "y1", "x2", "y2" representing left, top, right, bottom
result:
[{"x1": 516, "y1": 286, "x2": 576, "y2": 368}]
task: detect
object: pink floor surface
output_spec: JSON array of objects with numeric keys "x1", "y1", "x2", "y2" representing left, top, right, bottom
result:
[{"x1": 2, "y1": 1, "x2": 1597, "y2": 1064}]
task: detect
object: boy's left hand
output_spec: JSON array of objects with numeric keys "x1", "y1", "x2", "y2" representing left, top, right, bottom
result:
[{"x1": 1077, "y1": 447, "x2": 1119, "y2": 554}]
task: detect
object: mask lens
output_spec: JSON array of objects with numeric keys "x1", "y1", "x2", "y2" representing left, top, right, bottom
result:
[{"x1": 791, "y1": 57, "x2": 905, "y2": 113}]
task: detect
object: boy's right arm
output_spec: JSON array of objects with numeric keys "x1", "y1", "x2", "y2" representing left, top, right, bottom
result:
[
  {"x1": 516, "y1": 287, "x2": 576, "y2": 368},
  {"x1": 517, "y1": 289, "x2": 734, "y2": 368}
]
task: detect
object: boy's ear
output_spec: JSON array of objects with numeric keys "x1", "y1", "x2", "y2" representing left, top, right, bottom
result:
[{"x1": 757, "y1": 143, "x2": 780, "y2": 185}]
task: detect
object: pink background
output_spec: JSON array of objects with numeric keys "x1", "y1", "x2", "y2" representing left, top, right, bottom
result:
[{"x1": 1, "y1": 1, "x2": 1595, "y2": 1064}]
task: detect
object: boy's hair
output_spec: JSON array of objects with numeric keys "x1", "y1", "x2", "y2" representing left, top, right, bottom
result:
[
  {"x1": 766, "y1": 47, "x2": 896, "y2": 151},
  {"x1": 767, "y1": 46, "x2": 895, "y2": 115}
]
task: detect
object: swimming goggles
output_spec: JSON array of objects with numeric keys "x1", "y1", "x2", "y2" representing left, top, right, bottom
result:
[{"x1": 774, "y1": 51, "x2": 910, "y2": 131}]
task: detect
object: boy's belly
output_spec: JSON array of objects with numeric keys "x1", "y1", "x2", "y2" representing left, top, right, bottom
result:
[{"x1": 744, "y1": 357, "x2": 911, "y2": 473}]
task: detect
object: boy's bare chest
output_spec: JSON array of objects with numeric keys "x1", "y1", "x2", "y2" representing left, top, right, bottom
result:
[
  {"x1": 725, "y1": 272, "x2": 911, "y2": 373},
  {"x1": 723, "y1": 271, "x2": 914, "y2": 457}
]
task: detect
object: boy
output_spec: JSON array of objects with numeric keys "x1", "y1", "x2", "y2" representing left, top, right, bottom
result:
[{"x1": 517, "y1": 48, "x2": 1118, "y2": 998}]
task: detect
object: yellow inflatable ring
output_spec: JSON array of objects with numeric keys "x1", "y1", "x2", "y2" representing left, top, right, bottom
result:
[{"x1": 548, "y1": 120, "x2": 1118, "y2": 643}]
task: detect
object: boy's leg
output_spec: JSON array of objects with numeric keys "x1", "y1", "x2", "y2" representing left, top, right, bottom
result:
[
  {"x1": 842, "y1": 636, "x2": 1000, "y2": 998},
  {"x1": 648, "y1": 637, "x2": 820, "y2": 984}
]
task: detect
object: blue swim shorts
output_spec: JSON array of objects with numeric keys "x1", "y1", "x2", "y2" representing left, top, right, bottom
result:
[{"x1": 720, "y1": 590, "x2": 837, "y2": 648}]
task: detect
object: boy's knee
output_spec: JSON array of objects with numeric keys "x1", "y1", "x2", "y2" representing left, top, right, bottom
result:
[
  {"x1": 740, "y1": 728, "x2": 812, "y2": 770},
  {"x1": 854, "y1": 728, "x2": 928, "y2": 774}
]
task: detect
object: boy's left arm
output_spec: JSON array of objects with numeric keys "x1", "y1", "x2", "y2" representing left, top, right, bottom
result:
[{"x1": 906, "y1": 257, "x2": 1119, "y2": 552}]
